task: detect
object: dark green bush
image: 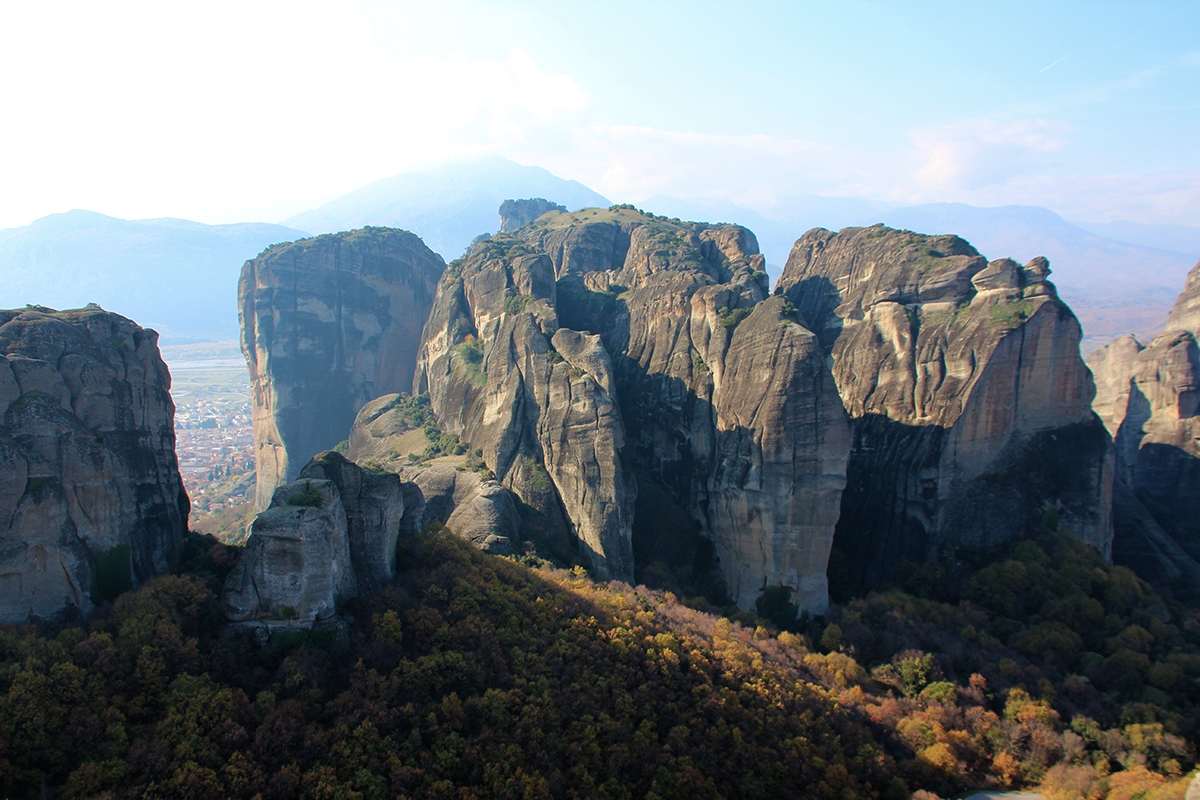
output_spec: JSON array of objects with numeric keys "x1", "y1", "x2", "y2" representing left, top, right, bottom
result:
[{"x1": 90, "y1": 543, "x2": 132, "y2": 604}]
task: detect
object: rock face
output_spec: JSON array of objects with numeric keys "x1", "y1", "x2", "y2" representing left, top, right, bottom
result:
[
  {"x1": 343, "y1": 394, "x2": 523, "y2": 554},
  {"x1": 222, "y1": 452, "x2": 405, "y2": 623},
  {"x1": 222, "y1": 478, "x2": 354, "y2": 624},
  {"x1": 777, "y1": 226, "x2": 1113, "y2": 589},
  {"x1": 416, "y1": 206, "x2": 851, "y2": 612},
  {"x1": 240, "y1": 228, "x2": 444, "y2": 510},
  {"x1": 297, "y1": 451, "x2": 406, "y2": 593},
  {"x1": 415, "y1": 232, "x2": 636, "y2": 579},
  {"x1": 0, "y1": 306, "x2": 188, "y2": 622},
  {"x1": 1088, "y1": 259, "x2": 1200, "y2": 581},
  {"x1": 399, "y1": 465, "x2": 520, "y2": 554},
  {"x1": 499, "y1": 198, "x2": 567, "y2": 233}
]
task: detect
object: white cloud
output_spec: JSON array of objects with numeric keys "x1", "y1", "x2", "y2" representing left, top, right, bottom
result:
[{"x1": 908, "y1": 119, "x2": 1066, "y2": 191}]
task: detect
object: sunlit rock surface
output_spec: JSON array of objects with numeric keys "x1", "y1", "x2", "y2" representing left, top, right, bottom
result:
[
  {"x1": 222, "y1": 453, "x2": 406, "y2": 624},
  {"x1": 778, "y1": 226, "x2": 1113, "y2": 590},
  {"x1": 0, "y1": 306, "x2": 188, "y2": 622},
  {"x1": 240, "y1": 227, "x2": 443, "y2": 510},
  {"x1": 509, "y1": 207, "x2": 850, "y2": 612},
  {"x1": 415, "y1": 234, "x2": 634, "y2": 579}
]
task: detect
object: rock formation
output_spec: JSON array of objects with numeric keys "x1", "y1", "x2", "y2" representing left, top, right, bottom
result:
[
  {"x1": 222, "y1": 477, "x2": 354, "y2": 624},
  {"x1": 222, "y1": 451, "x2": 405, "y2": 623},
  {"x1": 415, "y1": 233, "x2": 636, "y2": 580},
  {"x1": 342, "y1": 393, "x2": 526, "y2": 554},
  {"x1": 522, "y1": 209, "x2": 852, "y2": 612},
  {"x1": 413, "y1": 206, "x2": 851, "y2": 612},
  {"x1": 1088, "y1": 259, "x2": 1200, "y2": 583},
  {"x1": 0, "y1": 305, "x2": 188, "y2": 622},
  {"x1": 499, "y1": 198, "x2": 567, "y2": 233},
  {"x1": 234, "y1": 208, "x2": 1116, "y2": 615},
  {"x1": 297, "y1": 451, "x2": 406, "y2": 593},
  {"x1": 240, "y1": 227, "x2": 444, "y2": 510},
  {"x1": 777, "y1": 226, "x2": 1113, "y2": 590},
  {"x1": 399, "y1": 465, "x2": 520, "y2": 554}
]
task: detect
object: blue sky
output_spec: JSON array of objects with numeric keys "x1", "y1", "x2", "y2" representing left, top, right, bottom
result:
[{"x1": 1, "y1": 0, "x2": 1196, "y2": 228}]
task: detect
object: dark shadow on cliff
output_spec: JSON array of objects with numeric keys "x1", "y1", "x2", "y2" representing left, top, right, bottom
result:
[
  {"x1": 777, "y1": 274, "x2": 845, "y2": 350},
  {"x1": 829, "y1": 414, "x2": 1114, "y2": 601},
  {"x1": 555, "y1": 275, "x2": 768, "y2": 608},
  {"x1": 630, "y1": 473, "x2": 726, "y2": 606},
  {"x1": 1110, "y1": 380, "x2": 1200, "y2": 595},
  {"x1": 1130, "y1": 443, "x2": 1200, "y2": 564}
]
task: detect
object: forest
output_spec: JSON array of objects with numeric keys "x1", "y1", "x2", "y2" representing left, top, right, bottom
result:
[{"x1": 0, "y1": 525, "x2": 1196, "y2": 800}]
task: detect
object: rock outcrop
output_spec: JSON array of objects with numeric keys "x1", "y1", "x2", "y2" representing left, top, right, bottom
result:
[
  {"x1": 222, "y1": 478, "x2": 354, "y2": 624},
  {"x1": 297, "y1": 451, "x2": 406, "y2": 593},
  {"x1": 344, "y1": 394, "x2": 525, "y2": 554},
  {"x1": 490, "y1": 206, "x2": 850, "y2": 612},
  {"x1": 399, "y1": 465, "x2": 520, "y2": 554},
  {"x1": 499, "y1": 198, "x2": 566, "y2": 233},
  {"x1": 0, "y1": 306, "x2": 188, "y2": 622},
  {"x1": 1088, "y1": 259, "x2": 1200, "y2": 582},
  {"x1": 415, "y1": 233, "x2": 635, "y2": 579},
  {"x1": 240, "y1": 227, "x2": 444, "y2": 510},
  {"x1": 222, "y1": 452, "x2": 405, "y2": 623},
  {"x1": 777, "y1": 226, "x2": 1113, "y2": 590}
]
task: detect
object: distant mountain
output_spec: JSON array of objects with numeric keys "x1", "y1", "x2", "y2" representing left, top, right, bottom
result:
[
  {"x1": 285, "y1": 156, "x2": 610, "y2": 260},
  {"x1": 0, "y1": 210, "x2": 306, "y2": 342},
  {"x1": 865, "y1": 203, "x2": 1197, "y2": 351},
  {"x1": 1069, "y1": 219, "x2": 1200, "y2": 258}
]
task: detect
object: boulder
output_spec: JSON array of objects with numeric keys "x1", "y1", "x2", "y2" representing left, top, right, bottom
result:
[
  {"x1": 223, "y1": 451, "x2": 416, "y2": 623},
  {"x1": 222, "y1": 478, "x2": 353, "y2": 624},
  {"x1": 399, "y1": 465, "x2": 520, "y2": 554},
  {"x1": 298, "y1": 451, "x2": 406, "y2": 593},
  {"x1": 0, "y1": 306, "x2": 188, "y2": 623},
  {"x1": 240, "y1": 227, "x2": 444, "y2": 510}
]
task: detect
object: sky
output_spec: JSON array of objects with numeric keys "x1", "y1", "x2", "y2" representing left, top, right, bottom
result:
[{"x1": 0, "y1": 0, "x2": 1197, "y2": 229}]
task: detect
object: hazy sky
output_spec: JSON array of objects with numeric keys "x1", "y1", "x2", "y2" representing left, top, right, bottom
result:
[{"x1": 1, "y1": 0, "x2": 1197, "y2": 229}]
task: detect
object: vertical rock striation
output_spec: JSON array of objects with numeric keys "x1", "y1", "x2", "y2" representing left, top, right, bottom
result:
[
  {"x1": 777, "y1": 226, "x2": 1113, "y2": 590},
  {"x1": 414, "y1": 234, "x2": 636, "y2": 579},
  {"x1": 1088, "y1": 259, "x2": 1200, "y2": 581},
  {"x1": 504, "y1": 207, "x2": 851, "y2": 612},
  {"x1": 0, "y1": 306, "x2": 188, "y2": 622},
  {"x1": 240, "y1": 228, "x2": 444, "y2": 510}
]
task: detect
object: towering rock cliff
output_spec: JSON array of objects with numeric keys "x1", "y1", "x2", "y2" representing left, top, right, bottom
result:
[
  {"x1": 517, "y1": 208, "x2": 851, "y2": 611},
  {"x1": 1088, "y1": 259, "x2": 1200, "y2": 582},
  {"x1": 777, "y1": 226, "x2": 1113, "y2": 590},
  {"x1": 0, "y1": 306, "x2": 188, "y2": 622},
  {"x1": 240, "y1": 228, "x2": 444, "y2": 509},
  {"x1": 414, "y1": 234, "x2": 636, "y2": 580}
]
